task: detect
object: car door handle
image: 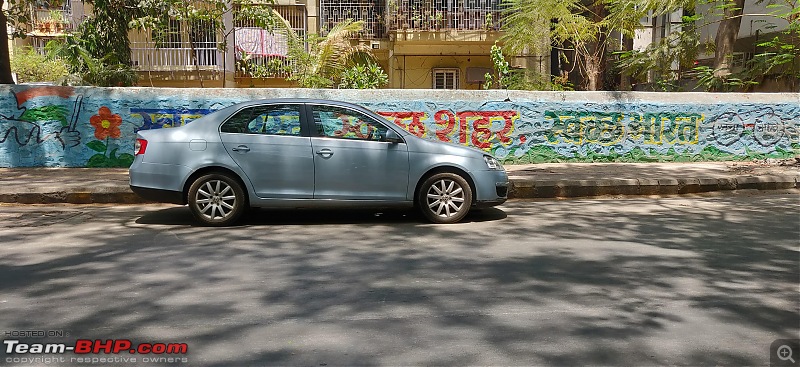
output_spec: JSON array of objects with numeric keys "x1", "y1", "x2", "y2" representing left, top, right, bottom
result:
[
  {"x1": 231, "y1": 145, "x2": 250, "y2": 153},
  {"x1": 316, "y1": 149, "x2": 334, "y2": 157}
]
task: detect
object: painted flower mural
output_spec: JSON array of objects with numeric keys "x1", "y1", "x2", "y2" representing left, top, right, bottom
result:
[
  {"x1": 86, "y1": 106, "x2": 133, "y2": 167},
  {"x1": 90, "y1": 106, "x2": 122, "y2": 140}
]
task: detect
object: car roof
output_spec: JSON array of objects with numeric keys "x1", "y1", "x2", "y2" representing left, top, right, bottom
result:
[{"x1": 233, "y1": 98, "x2": 370, "y2": 111}]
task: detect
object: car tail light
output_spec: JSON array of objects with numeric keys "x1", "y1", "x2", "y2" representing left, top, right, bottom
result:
[{"x1": 134, "y1": 139, "x2": 148, "y2": 155}]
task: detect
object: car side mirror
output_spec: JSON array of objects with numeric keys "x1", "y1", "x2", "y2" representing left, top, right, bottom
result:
[{"x1": 383, "y1": 129, "x2": 404, "y2": 144}]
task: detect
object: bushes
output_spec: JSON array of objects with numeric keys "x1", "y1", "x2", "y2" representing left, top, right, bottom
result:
[{"x1": 10, "y1": 47, "x2": 69, "y2": 83}]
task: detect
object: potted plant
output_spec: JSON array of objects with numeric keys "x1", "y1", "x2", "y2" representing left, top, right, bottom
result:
[
  {"x1": 47, "y1": 0, "x2": 65, "y2": 9},
  {"x1": 48, "y1": 10, "x2": 66, "y2": 32}
]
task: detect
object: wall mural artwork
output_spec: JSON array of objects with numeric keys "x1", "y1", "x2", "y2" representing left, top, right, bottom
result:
[
  {"x1": 0, "y1": 85, "x2": 797, "y2": 167},
  {"x1": 366, "y1": 101, "x2": 798, "y2": 163}
]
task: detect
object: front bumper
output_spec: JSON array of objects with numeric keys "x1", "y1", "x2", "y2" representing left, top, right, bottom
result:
[{"x1": 471, "y1": 169, "x2": 508, "y2": 207}]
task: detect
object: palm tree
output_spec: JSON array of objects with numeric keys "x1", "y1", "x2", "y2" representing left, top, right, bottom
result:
[{"x1": 279, "y1": 18, "x2": 375, "y2": 88}]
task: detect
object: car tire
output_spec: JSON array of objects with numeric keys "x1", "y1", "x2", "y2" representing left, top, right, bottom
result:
[
  {"x1": 188, "y1": 173, "x2": 247, "y2": 226},
  {"x1": 417, "y1": 172, "x2": 473, "y2": 224}
]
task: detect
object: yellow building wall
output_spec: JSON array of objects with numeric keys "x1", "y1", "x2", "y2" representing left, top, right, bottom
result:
[
  {"x1": 387, "y1": 54, "x2": 493, "y2": 90},
  {"x1": 382, "y1": 31, "x2": 500, "y2": 89}
]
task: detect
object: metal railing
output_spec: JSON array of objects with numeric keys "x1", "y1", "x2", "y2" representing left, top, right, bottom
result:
[
  {"x1": 28, "y1": 0, "x2": 78, "y2": 35},
  {"x1": 320, "y1": 0, "x2": 385, "y2": 39},
  {"x1": 234, "y1": 4, "x2": 307, "y2": 79},
  {"x1": 385, "y1": 0, "x2": 502, "y2": 31},
  {"x1": 130, "y1": 19, "x2": 221, "y2": 74}
]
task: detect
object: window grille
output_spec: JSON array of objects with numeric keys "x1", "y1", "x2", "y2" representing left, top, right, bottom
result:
[{"x1": 432, "y1": 68, "x2": 460, "y2": 89}]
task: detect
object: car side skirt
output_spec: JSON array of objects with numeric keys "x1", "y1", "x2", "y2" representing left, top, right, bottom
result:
[{"x1": 249, "y1": 197, "x2": 415, "y2": 209}]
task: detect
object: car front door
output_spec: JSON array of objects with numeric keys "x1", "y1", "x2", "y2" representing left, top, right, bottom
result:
[
  {"x1": 309, "y1": 104, "x2": 410, "y2": 200},
  {"x1": 219, "y1": 103, "x2": 314, "y2": 199}
]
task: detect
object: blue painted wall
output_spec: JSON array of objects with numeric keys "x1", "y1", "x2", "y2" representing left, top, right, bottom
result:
[{"x1": 0, "y1": 85, "x2": 797, "y2": 167}]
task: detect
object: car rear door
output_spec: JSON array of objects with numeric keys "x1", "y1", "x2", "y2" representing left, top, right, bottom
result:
[
  {"x1": 219, "y1": 103, "x2": 314, "y2": 199},
  {"x1": 308, "y1": 103, "x2": 410, "y2": 200}
]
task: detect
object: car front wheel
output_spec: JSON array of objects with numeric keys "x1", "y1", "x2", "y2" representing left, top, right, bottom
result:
[
  {"x1": 417, "y1": 172, "x2": 473, "y2": 224},
  {"x1": 188, "y1": 173, "x2": 246, "y2": 226}
]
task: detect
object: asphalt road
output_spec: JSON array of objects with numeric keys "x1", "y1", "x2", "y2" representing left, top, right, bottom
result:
[{"x1": 0, "y1": 193, "x2": 798, "y2": 366}]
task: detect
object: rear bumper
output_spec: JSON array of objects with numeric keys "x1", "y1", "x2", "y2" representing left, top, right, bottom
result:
[{"x1": 130, "y1": 186, "x2": 185, "y2": 205}]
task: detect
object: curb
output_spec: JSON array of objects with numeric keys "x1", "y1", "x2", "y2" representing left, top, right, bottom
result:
[
  {"x1": 0, "y1": 175, "x2": 797, "y2": 204},
  {"x1": 507, "y1": 175, "x2": 799, "y2": 199},
  {"x1": 0, "y1": 192, "x2": 151, "y2": 205}
]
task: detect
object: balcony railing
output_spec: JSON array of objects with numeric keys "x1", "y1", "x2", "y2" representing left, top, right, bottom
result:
[
  {"x1": 385, "y1": 0, "x2": 501, "y2": 31},
  {"x1": 128, "y1": 4, "x2": 306, "y2": 79},
  {"x1": 28, "y1": 0, "x2": 78, "y2": 36},
  {"x1": 234, "y1": 4, "x2": 306, "y2": 79},
  {"x1": 319, "y1": 0, "x2": 385, "y2": 39}
]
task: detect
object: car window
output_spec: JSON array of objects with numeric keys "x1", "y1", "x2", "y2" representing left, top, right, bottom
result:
[
  {"x1": 313, "y1": 105, "x2": 388, "y2": 142},
  {"x1": 221, "y1": 105, "x2": 301, "y2": 136}
]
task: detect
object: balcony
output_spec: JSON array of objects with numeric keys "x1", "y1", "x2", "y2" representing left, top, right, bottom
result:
[
  {"x1": 128, "y1": 4, "x2": 306, "y2": 81},
  {"x1": 385, "y1": 0, "x2": 502, "y2": 32},
  {"x1": 234, "y1": 4, "x2": 306, "y2": 79},
  {"x1": 27, "y1": 0, "x2": 78, "y2": 37},
  {"x1": 319, "y1": 0, "x2": 386, "y2": 39}
]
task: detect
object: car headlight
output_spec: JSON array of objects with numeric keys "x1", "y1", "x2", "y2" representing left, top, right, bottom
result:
[{"x1": 483, "y1": 155, "x2": 504, "y2": 170}]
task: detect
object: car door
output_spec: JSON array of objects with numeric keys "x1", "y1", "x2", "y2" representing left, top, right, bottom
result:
[
  {"x1": 309, "y1": 103, "x2": 410, "y2": 200},
  {"x1": 219, "y1": 103, "x2": 314, "y2": 199}
]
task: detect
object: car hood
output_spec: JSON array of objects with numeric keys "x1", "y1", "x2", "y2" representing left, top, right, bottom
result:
[{"x1": 406, "y1": 135, "x2": 492, "y2": 158}]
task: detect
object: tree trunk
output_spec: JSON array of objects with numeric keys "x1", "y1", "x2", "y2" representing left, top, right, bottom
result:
[
  {"x1": 714, "y1": 0, "x2": 745, "y2": 77},
  {"x1": 583, "y1": 2, "x2": 608, "y2": 91},
  {"x1": 186, "y1": 20, "x2": 205, "y2": 88},
  {"x1": 0, "y1": 0, "x2": 16, "y2": 84},
  {"x1": 619, "y1": 36, "x2": 634, "y2": 91},
  {"x1": 585, "y1": 55, "x2": 602, "y2": 91}
]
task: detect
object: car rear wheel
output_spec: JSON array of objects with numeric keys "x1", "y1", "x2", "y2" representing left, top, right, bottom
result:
[
  {"x1": 188, "y1": 173, "x2": 246, "y2": 226},
  {"x1": 417, "y1": 172, "x2": 473, "y2": 224}
]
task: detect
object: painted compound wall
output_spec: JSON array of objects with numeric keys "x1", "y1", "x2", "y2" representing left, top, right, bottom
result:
[{"x1": 0, "y1": 85, "x2": 797, "y2": 167}]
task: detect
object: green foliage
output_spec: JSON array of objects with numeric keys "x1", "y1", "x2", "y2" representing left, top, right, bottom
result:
[
  {"x1": 483, "y1": 43, "x2": 509, "y2": 89},
  {"x1": 500, "y1": 0, "x2": 695, "y2": 90},
  {"x1": 691, "y1": 0, "x2": 799, "y2": 91},
  {"x1": 482, "y1": 42, "x2": 572, "y2": 91},
  {"x1": 132, "y1": 0, "x2": 276, "y2": 86},
  {"x1": 9, "y1": 46, "x2": 69, "y2": 83},
  {"x1": 692, "y1": 65, "x2": 758, "y2": 91},
  {"x1": 616, "y1": 12, "x2": 701, "y2": 91},
  {"x1": 78, "y1": 0, "x2": 143, "y2": 66},
  {"x1": 284, "y1": 19, "x2": 377, "y2": 88},
  {"x1": 513, "y1": 72, "x2": 576, "y2": 91},
  {"x1": 45, "y1": 37, "x2": 138, "y2": 86},
  {"x1": 80, "y1": 62, "x2": 138, "y2": 87},
  {"x1": 237, "y1": 54, "x2": 292, "y2": 79},
  {"x1": 338, "y1": 61, "x2": 389, "y2": 89},
  {"x1": 4, "y1": 0, "x2": 36, "y2": 38}
]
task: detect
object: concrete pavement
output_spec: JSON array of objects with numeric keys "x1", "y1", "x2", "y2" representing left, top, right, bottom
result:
[{"x1": 0, "y1": 160, "x2": 798, "y2": 204}]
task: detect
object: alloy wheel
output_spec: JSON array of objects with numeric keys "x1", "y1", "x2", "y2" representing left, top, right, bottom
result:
[
  {"x1": 426, "y1": 178, "x2": 466, "y2": 218},
  {"x1": 195, "y1": 179, "x2": 237, "y2": 221}
]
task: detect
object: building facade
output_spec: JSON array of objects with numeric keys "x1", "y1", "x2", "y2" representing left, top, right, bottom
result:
[{"x1": 12, "y1": 0, "x2": 548, "y2": 89}]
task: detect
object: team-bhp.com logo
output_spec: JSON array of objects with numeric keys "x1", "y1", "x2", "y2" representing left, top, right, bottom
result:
[{"x1": 4, "y1": 339, "x2": 189, "y2": 364}]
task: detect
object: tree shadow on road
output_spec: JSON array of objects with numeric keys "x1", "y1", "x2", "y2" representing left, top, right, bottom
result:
[{"x1": 0, "y1": 195, "x2": 797, "y2": 366}]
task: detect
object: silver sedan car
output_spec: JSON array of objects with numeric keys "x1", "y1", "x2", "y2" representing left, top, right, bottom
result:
[{"x1": 129, "y1": 99, "x2": 508, "y2": 226}]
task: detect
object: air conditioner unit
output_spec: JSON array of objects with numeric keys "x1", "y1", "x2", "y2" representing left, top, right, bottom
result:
[{"x1": 466, "y1": 67, "x2": 492, "y2": 84}]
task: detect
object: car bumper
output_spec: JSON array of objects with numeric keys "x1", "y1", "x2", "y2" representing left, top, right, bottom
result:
[
  {"x1": 129, "y1": 160, "x2": 192, "y2": 204},
  {"x1": 130, "y1": 185, "x2": 185, "y2": 205},
  {"x1": 472, "y1": 169, "x2": 508, "y2": 206}
]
